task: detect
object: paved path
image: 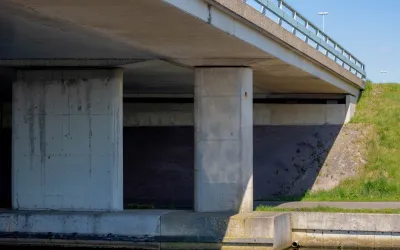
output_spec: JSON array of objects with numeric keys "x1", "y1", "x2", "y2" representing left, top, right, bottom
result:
[{"x1": 254, "y1": 201, "x2": 400, "y2": 209}]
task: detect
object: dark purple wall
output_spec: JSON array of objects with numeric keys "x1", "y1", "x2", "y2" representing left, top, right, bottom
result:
[
  {"x1": 0, "y1": 128, "x2": 11, "y2": 208},
  {"x1": 124, "y1": 127, "x2": 194, "y2": 209},
  {"x1": 253, "y1": 125, "x2": 341, "y2": 200}
]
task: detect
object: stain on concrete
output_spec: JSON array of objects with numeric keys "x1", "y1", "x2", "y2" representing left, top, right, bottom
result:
[
  {"x1": 85, "y1": 80, "x2": 93, "y2": 176},
  {"x1": 38, "y1": 82, "x2": 46, "y2": 166},
  {"x1": 25, "y1": 82, "x2": 35, "y2": 170}
]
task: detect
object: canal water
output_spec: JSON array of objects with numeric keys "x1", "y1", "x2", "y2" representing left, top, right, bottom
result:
[{"x1": 0, "y1": 246, "x2": 360, "y2": 250}]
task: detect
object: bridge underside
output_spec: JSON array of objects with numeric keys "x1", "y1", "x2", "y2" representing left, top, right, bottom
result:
[
  {"x1": 0, "y1": 0, "x2": 363, "y2": 96},
  {"x1": 0, "y1": 0, "x2": 362, "y2": 213}
]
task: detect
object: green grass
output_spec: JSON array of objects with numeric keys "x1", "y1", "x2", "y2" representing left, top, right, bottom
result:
[
  {"x1": 302, "y1": 82, "x2": 400, "y2": 201},
  {"x1": 256, "y1": 205, "x2": 400, "y2": 214}
]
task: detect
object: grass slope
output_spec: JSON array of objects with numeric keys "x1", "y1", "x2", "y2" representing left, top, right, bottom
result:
[
  {"x1": 302, "y1": 82, "x2": 400, "y2": 201},
  {"x1": 256, "y1": 205, "x2": 400, "y2": 214}
]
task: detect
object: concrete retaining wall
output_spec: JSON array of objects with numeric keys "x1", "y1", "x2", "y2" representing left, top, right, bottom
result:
[
  {"x1": 0, "y1": 210, "x2": 398, "y2": 249},
  {"x1": 291, "y1": 212, "x2": 400, "y2": 248},
  {"x1": 0, "y1": 210, "x2": 291, "y2": 250}
]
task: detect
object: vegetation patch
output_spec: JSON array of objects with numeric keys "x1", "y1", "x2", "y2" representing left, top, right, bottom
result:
[
  {"x1": 303, "y1": 82, "x2": 400, "y2": 201},
  {"x1": 256, "y1": 205, "x2": 400, "y2": 214}
]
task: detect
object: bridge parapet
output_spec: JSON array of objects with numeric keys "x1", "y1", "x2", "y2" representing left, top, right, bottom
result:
[{"x1": 244, "y1": 0, "x2": 366, "y2": 80}]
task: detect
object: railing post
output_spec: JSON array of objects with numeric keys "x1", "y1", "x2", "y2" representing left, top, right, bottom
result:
[
  {"x1": 261, "y1": 5, "x2": 266, "y2": 15},
  {"x1": 315, "y1": 29, "x2": 320, "y2": 50},
  {"x1": 292, "y1": 12, "x2": 297, "y2": 34},
  {"x1": 305, "y1": 21, "x2": 309, "y2": 43},
  {"x1": 324, "y1": 36, "x2": 329, "y2": 55},
  {"x1": 279, "y1": 0, "x2": 283, "y2": 9},
  {"x1": 278, "y1": 0, "x2": 283, "y2": 26}
]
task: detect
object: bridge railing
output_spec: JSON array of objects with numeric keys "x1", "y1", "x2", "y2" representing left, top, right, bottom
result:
[{"x1": 243, "y1": 0, "x2": 366, "y2": 80}]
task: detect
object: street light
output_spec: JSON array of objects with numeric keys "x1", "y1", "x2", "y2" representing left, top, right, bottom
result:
[
  {"x1": 318, "y1": 12, "x2": 328, "y2": 32},
  {"x1": 380, "y1": 70, "x2": 388, "y2": 83}
]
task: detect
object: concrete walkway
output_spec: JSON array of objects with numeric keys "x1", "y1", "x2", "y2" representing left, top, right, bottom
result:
[{"x1": 255, "y1": 201, "x2": 400, "y2": 209}]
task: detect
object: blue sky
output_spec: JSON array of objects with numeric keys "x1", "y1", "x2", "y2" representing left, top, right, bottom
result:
[{"x1": 255, "y1": 0, "x2": 400, "y2": 83}]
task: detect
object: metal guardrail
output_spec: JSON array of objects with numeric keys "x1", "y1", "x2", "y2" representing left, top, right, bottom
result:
[{"x1": 243, "y1": 0, "x2": 366, "y2": 79}]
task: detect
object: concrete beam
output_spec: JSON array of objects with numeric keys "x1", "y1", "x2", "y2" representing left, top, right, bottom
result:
[
  {"x1": 0, "y1": 59, "x2": 145, "y2": 67},
  {"x1": 122, "y1": 93, "x2": 347, "y2": 99},
  {"x1": 122, "y1": 103, "x2": 348, "y2": 127},
  {"x1": 2, "y1": 102, "x2": 350, "y2": 128}
]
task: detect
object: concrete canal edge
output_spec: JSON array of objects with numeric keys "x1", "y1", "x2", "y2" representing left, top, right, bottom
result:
[
  {"x1": 0, "y1": 210, "x2": 290, "y2": 250},
  {"x1": 291, "y1": 212, "x2": 400, "y2": 248},
  {"x1": 0, "y1": 210, "x2": 398, "y2": 249}
]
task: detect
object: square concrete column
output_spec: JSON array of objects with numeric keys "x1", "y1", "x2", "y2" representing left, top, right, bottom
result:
[
  {"x1": 12, "y1": 69, "x2": 123, "y2": 211},
  {"x1": 345, "y1": 95, "x2": 358, "y2": 123},
  {"x1": 194, "y1": 67, "x2": 253, "y2": 213}
]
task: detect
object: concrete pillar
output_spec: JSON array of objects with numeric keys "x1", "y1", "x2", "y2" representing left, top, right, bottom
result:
[
  {"x1": 345, "y1": 95, "x2": 357, "y2": 123},
  {"x1": 12, "y1": 69, "x2": 123, "y2": 211},
  {"x1": 194, "y1": 67, "x2": 253, "y2": 213}
]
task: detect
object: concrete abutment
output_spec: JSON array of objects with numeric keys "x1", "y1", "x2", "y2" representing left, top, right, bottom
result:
[
  {"x1": 1, "y1": 68, "x2": 361, "y2": 210},
  {"x1": 12, "y1": 69, "x2": 123, "y2": 211},
  {"x1": 0, "y1": 66, "x2": 377, "y2": 249}
]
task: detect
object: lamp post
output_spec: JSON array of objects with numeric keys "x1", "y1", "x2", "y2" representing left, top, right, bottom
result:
[
  {"x1": 380, "y1": 70, "x2": 388, "y2": 83},
  {"x1": 318, "y1": 12, "x2": 328, "y2": 32}
]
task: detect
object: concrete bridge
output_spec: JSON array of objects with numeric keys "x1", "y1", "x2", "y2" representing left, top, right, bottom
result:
[{"x1": 0, "y1": 0, "x2": 366, "y2": 248}]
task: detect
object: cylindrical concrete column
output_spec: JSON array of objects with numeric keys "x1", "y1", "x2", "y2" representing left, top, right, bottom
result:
[
  {"x1": 194, "y1": 67, "x2": 253, "y2": 213},
  {"x1": 12, "y1": 69, "x2": 123, "y2": 211}
]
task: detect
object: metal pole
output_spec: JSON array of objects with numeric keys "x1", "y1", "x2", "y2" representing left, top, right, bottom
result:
[
  {"x1": 318, "y1": 12, "x2": 328, "y2": 32},
  {"x1": 380, "y1": 70, "x2": 388, "y2": 83}
]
